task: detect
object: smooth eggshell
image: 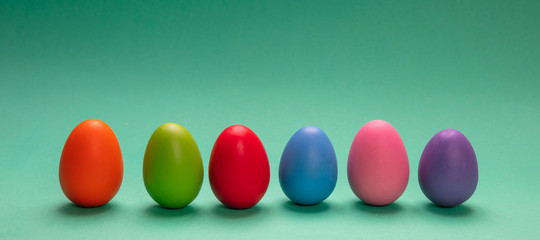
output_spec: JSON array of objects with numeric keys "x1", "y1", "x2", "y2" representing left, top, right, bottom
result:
[
  {"x1": 418, "y1": 129, "x2": 478, "y2": 207},
  {"x1": 143, "y1": 123, "x2": 204, "y2": 209},
  {"x1": 347, "y1": 120, "x2": 409, "y2": 206},
  {"x1": 209, "y1": 125, "x2": 270, "y2": 209},
  {"x1": 279, "y1": 126, "x2": 337, "y2": 205},
  {"x1": 59, "y1": 119, "x2": 123, "y2": 207}
]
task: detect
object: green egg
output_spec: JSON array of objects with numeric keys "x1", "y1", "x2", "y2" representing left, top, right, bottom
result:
[{"x1": 143, "y1": 123, "x2": 203, "y2": 208}]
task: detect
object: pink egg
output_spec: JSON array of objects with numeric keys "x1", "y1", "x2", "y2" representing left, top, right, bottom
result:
[{"x1": 347, "y1": 120, "x2": 409, "y2": 206}]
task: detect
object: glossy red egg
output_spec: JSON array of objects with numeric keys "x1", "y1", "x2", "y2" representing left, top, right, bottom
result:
[
  {"x1": 59, "y1": 119, "x2": 123, "y2": 207},
  {"x1": 209, "y1": 125, "x2": 270, "y2": 209}
]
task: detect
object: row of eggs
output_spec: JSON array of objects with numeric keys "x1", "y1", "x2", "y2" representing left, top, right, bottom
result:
[{"x1": 59, "y1": 119, "x2": 478, "y2": 209}]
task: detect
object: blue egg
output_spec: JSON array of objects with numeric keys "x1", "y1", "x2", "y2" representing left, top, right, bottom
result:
[{"x1": 279, "y1": 126, "x2": 338, "y2": 205}]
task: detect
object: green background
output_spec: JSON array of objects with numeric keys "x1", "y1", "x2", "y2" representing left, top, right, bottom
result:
[{"x1": 1, "y1": 0, "x2": 539, "y2": 239}]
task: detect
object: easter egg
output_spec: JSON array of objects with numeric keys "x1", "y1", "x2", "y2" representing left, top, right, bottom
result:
[
  {"x1": 59, "y1": 119, "x2": 123, "y2": 207},
  {"x1": 347, "y1": 120, "x2": 409, "y2": 206},
  {"x1": 279, "y1": 126, "x2": 337, "y2": 205},
  {"x1": 209, "y1": 125, "x2": 270, "y2": 209},
  {"x1": 143, "y1": 123, "x2": 204, "y2": 209},
  {"x1": 418, "y1": 129, "x2": 478, "y2": 207}
]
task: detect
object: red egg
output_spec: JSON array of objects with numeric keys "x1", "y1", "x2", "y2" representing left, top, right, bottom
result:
[
  {"x1": 209, "y1": 125, "x2": 270, "y2": 209},
  {"x1": 59, "y1": 119, "x2": 123, "y2": 207}
]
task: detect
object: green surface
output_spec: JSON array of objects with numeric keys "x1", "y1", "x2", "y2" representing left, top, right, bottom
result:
[{"x1": 1, "y1": 0, "x2": 539, "y2": 239}]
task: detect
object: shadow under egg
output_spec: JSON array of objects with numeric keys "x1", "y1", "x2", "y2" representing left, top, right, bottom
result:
[
  {"x1": 211, "y1": 204, "x2": 262, "y2": 219},
  {"x1": 56, "y1": 202, "x2": 116, "y2": 217},
  {"x1": 423, "y1": 202, "x2": 475, "y2": 217},
  {"x1": 353, "y1": 201, "x2": 404, "y2": 215},
  {"x1": 144, "y1": 204, "x2": 198, "y2": 218},
  {"x1": 282, "y1": 200, "x2": 330, "y2": 214}
]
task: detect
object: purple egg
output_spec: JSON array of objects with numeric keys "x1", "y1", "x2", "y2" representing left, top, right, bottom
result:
[{"x1": 418, "y1": 129, "x2": 478, "y2": 207}]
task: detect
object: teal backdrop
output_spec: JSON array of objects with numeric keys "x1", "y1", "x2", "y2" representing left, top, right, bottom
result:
[{"x1": 1, "y1": 0, "x2": 539, "y2": 239}]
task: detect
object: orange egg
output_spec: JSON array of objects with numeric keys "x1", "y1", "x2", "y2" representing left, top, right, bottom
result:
[{"x1": 59, "y1": 119, "x2": 123, "y2": 207}]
